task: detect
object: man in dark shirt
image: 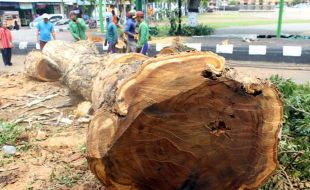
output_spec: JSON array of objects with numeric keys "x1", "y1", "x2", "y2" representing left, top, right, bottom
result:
[
  {"x1": 124, "y1": 11, "x2": 136, "y2": 53},
  {"x1": 72, "y1": 3, "x2": 83, "y2": 18}
]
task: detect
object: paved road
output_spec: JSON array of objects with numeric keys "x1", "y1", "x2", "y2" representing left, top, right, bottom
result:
[
  {"x1": 11, "y1": 27, "x2": 74, "y2": 43},
  {"x1": 11, "y1": 22, "x2": 310, "y2": 43},
  {"x1": 215, "y1": 23, "x2": 310, "y2": 35},
  {"x1": 228, "y1": 61, "x2": 310, "y2": 84},
  {"x1": 1, "y1": 55, "x2": 309, "y2": 84}
]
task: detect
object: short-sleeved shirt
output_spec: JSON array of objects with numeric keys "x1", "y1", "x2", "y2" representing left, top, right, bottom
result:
[
  {"x1": 137, "y1": 21, "x2": 149, "y2": 48},
  {"x1": 72, "y1": 7, "x2": 83, "y2": 18},
  {"x1": 124, "y1": 18, "x2": 135, "y2": 41},
  {"x1": 0, "y1": 28, "x2": 12, "y2": 48},
  {"x1": 37, "y1": 21, "x2": 54, "y2": 42}
]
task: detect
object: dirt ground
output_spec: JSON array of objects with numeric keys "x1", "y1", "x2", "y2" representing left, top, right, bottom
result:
[
  {"x1": 0, "y1": 62, "x2": 103, "y2": 189},
  {"x1": 0, "y1": 53, "x2": 309, "y2": 190}
]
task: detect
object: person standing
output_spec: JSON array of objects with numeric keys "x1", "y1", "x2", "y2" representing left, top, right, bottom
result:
[
  {"x1": 69, "y1": 11, "x2": 87, "y2": 41},
  {"x1": 0, "y1": 22, "x2": 13, "y2": 66},
  {"x1": 124, "y1": 11, "x2": 136, "y2": 53},
  {"x1": 72, "y1": 3, "x2": 83, "y2": 18},
  {"x1": 104, "y1": 14, "x2": 118, "y2": 54},
  {"x1": 147, "y1": 5, "x2": 154, "y2": 25},
  {"x1": 135, "y1": 11, "x2": 149, "y2": 55},
  {"x1": 36, "y1": 14, "x2": 56, "y2": 50},
  {"x1": 111, "y1": 10, "x2": 119, "y2": 26}
]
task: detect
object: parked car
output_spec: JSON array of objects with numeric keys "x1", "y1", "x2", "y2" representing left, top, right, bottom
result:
[
  {"x1": 29, "y1": 14, "x2": 65, "y2": 28},
  {"x1": 54, "y1": 18, "x2": 70, "y2": 26}
]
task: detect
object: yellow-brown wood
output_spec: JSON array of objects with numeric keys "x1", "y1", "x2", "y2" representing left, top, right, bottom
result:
[
  {"x1": 24, "y1": 51, "x2": 61, "y2": 82},
  {"x1": 24, "y1": 40, "x2": 283, "y2": 190}
]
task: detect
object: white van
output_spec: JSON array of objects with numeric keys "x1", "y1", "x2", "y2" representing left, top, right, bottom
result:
[{"x1": 29, "y1": 14, "x2": 65, "y2": 28}]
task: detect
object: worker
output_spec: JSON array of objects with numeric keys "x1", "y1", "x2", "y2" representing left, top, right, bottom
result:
[
  {"x1": 104, "y1": 13, "x2": 118, "y2": 54},
  {"x1": 135, "y1": 11, "x2": 149, "y2": 55},
  {"x1": 0, "y1": 22, "x2": 13, "y2": 66},
  {"x1": 147, "y1": 5, "x2": 154, "y2": 25},
  {"x1": 72, "y1": 3, "x2": 83, "y2": 18},
  {"x1": 36, "y1": 13, "x2": 56, "y2": 50},
  {"x1": 111, "y1": 10, "x2": 119, "y2": 26},
  {"x1": 124, "y1": 11, "x2": 136, "y2": 53},
  {"x1": 69, "y1": 11, "x2": 87, "y2": 41}
]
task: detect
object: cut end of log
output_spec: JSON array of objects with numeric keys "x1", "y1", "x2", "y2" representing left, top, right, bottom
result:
[
  {"x1": 36, "y1": 58, "x2": 61, "y2": 81},
  {"x1": 24, "y1": 51, "x2": 61, "y2": 82},
  {"x1": 86, "y1": 51, "x2": 282, "y2": 190},
  {"x1": 115, "y1": 51, "x2": 225, "y2": 115}
]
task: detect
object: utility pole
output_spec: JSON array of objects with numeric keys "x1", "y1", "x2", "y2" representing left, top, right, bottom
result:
[
  {"x1": 136, "y1": 0, "x2": 142, "y2": 11},
  {"x1": 144, "y1": 0, "x2": 148, "y2": 23},
  {"x1": 99, "y1": 0, "x2": 104, "y2": 33},
  {"x1": 276, "y1": 0, "x2": 284, "y2": 38},
  {"x1": 177, "y1": 0, "x2": 182, "y2": 35}
]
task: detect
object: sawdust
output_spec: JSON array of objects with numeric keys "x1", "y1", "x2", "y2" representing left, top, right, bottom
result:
[{"x1": 0, "y1": 72, "x2": 103, "y2": 190}]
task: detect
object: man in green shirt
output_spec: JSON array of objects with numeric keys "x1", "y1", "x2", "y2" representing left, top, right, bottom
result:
[
  {"x1": 135, "y1": 11, "x2": 149, "y2": 55},
  {"x1": 69, "y1": 11, "x2": 87, "y2": 41}
]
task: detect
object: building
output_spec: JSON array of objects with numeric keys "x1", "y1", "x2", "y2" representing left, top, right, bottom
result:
[{"x1": 0, "y1": 0, "x2": 64, "y2": 25}]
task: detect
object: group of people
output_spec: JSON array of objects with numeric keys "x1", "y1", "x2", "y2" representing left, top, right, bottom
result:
[
  {"x1": 36, "y1": 9, "x2": 149, "y2": 55},
  {"x1": 36, "y1": 9, "x2": 86, "y2": 50},
  {"x1": 0, "y1": 5, "x2": 150, "y2": 67},
  {"x1": 106, "y1": 10, "x2": 149, "y2": 55}
]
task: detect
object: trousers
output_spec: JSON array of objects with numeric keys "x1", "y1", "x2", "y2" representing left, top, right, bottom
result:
[
  {"x1": 1, "y1": 48, "x2": 12, "y2": 66},
  {"x1": 108, "y1": 42, "x2": 116, "y2": 53},
  {"x1": 136, "y1": 43, "x2": 148, "y2": 55}
]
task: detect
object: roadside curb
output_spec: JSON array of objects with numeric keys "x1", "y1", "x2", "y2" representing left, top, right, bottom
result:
[{"x1": 11, "y1": 42, "x2": 310, "y2": 64}]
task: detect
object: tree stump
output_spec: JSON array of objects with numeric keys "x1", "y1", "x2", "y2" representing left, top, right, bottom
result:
[{"x1": 24, "y1": 40, "x2": 283, "y2": 190}]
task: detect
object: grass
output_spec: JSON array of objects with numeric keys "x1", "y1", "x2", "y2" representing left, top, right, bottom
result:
[
  {"x1": 205, "y1": 19, "x2": 310, "y2": 29},
  {"x1": 50, "y1": 164, "x2": 84, "y2": 188},
  {"x1": 154, "y1": 12, "x2": 310, "y2": 30},
  {"x1": 189, "y1": 12, "x2": 310, "y2": 28},
  {"x1": 78, "y1": 143, "x2": 86, "y2": 155},
  {"x1": 0, "y1": 120, "x2": 23, "y2": 146}
]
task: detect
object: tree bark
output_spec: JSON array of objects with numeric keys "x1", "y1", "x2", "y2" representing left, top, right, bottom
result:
[
  {"x1": 24, "y1": 40, "x2": 283, "y2": 190},
  {"x1": 188, "y1": 0, "x2": 201, "y2": 12},
  {"x1": 158, "y1": 43, "x2": 195, "y2": 55}
]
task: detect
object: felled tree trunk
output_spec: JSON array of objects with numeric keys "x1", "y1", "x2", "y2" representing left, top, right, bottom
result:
[
  {"x1": 24, "y1": 40, "x2": 147, "y2": 100},
  {"x1": 24, "y1": 40, "x2": 283, "y2": 190},
  {"x1": 158, "y1": 43, "x2": 195, "y2": 55}
]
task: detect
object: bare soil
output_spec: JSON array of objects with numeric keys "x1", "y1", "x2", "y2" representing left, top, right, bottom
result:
[{"x1": 0, "y1": 72, "x2": 103, "y2": 190}]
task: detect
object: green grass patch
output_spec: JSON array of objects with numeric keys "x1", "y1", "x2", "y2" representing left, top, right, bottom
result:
[
  {"x1": 156, "y1": 25, "x2": 170, "y2": 37},
  {"x1": 158, "y1": 12, "x2": 310, "y2": 29},
  {"x1": 207, "y1": 19, "x2": 310, "y2": 29},
  {"x1": 0, "y1": 120, "x2": 23, "y2": 146},
  {"x1": 50, "y1": 164, "x2": 84, "y2": 187}
]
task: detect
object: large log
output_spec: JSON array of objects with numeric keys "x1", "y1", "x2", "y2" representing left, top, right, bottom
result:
[
  {"x1": 158, "y1": 43, "x2": 195, "y2": 55},
  {"x1": 24, "y1": 40, "x2": 283, "y2": 190}
]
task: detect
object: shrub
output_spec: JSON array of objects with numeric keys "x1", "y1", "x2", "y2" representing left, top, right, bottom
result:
[
  {"x1": 260, "y1": 76, "x2": 310, "y2": 189},
  {"x1": 179, "y1": 24, "x2": 214, "y2": 36},
  {"x1": 149, "y1": 26, "x2": 159, "y2": 36}
]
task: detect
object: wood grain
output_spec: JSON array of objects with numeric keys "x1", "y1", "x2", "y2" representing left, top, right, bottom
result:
[{"x1": 24, "y1": 40, "x2": 283, "y2": 190}]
